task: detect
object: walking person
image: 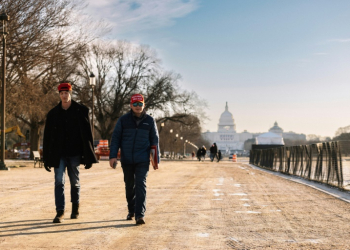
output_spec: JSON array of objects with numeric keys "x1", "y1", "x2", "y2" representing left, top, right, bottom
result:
[
  {"x1": 191, "y1": 151, "x2": 195, "y2": 160},
  {"x1": 201, "y1": 146, "x2": 207, "y2": 161},
  {"x1": 43, "y1": 82, "x2": 98, "y2": 223},
  {"x1": 196, "y1": 148, "x2": 202, "y2": 161},
  {"x1": 217, "y1": 150, "x2": 222, "y2": 162},
  {"x1": 209, "y1": 143, "x2": 218, "y2": 162},
  {"x1": 109, "y1": 94, "x2": 160, "y2": 225}
]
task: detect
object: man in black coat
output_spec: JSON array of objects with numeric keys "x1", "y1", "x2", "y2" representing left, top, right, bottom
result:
[
  {"x1": 209, "y1": 143, "x2": 218, "y2": 162},
  {"x1": 43, "y1": 82, "x2": 98, "y2": 223}
]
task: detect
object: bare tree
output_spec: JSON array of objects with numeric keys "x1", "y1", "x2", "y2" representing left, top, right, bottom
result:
[
  {"x1": 76, "y1": 40, "x2": 205, "y2": 140},
  {"x1": 157, "y1": 114, "x2": 203, "y2": 155},
  {"x1": 335, "y1": 125, "x2": 350, "y2": 137},
  {"x1": 1, "y1": 0, "x2": 106, "y2": 152}
]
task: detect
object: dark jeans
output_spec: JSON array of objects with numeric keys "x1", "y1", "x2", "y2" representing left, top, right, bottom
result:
[
  {"x1": 210, "y1": 153, "x2": 218, "y2": 162},
  {"x1": 121, "y1": 162, "x2": 149, "y2": 219},
  {"x1": 54, "y1": 155, "x2": 80, "y2": 211}
]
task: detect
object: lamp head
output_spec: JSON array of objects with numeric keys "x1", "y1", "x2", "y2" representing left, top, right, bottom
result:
[
  {"x1": 89, "y1": 72, "x2": 96, "y2": 86},
  {"x1": 0, "y1": 13, "x2": 10, "y2": 22}
]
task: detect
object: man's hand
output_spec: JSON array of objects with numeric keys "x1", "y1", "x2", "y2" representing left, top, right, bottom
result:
[
  {"x1": 109, "y1": 158, "x2": 118, "y2": 169},
  {"x1": 44, "y1": 164, "x2": 51, "y2": 172},
  {"x1": 85, "y1": 163, "x2": 92, "y2": 169}
]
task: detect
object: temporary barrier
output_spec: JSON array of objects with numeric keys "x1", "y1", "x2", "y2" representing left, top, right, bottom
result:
[
  {"x1": 98, "y1": 140, "x2": 108, "y2": 147},
  {"x1": 232, "y1": 154, "x2": 237, "y2": 162},
  {"x1": 249, "y1": 140, "x2": 348, "y2": 189},
  {"x1": 95, "y1": 139, "x2": 110, "y2": 160}
]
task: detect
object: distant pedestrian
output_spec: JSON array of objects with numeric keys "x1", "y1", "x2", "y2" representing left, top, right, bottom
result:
[
  {"x1": 209, "y1": 143, "x2": 218, "y2": 162},
  {"x1": 191, "y1": 151, "x2": 195, "y2": 160},
  {"x1": 196, "y1": 148, "x2": 202, "y2": 161},
  {"x1": 109, "y1": 93, "x2": 160, "y2": 225},
  {"x1": 43, "y1": 82, "x2": 98, "y2": 223},
  {"x1": 217, "y1": 150, "x2": 222, "y2": 162},
  {"x1": 201, "y1": 146, "x2": 207, "y2": 161}
]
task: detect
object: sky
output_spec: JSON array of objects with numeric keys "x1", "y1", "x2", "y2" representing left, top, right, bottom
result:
[{"x1": 84, "y1": 0, "x2": 350, "y2": 138}]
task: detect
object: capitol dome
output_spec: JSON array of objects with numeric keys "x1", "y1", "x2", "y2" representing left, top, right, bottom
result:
[
  {"x1": 269, "y1": 121, "x2": 283, "y2": 135},
  {"x1": 218, "y1": 102, "x2": 236, "y2": 132}
]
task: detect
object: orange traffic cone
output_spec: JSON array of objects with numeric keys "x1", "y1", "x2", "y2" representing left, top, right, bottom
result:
[{"x1": 232, "y1": 154, "x2": 237, "y2": 162}]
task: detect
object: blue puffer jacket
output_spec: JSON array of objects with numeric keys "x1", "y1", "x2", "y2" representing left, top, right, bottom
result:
[{"x1": 109, "y1": 111, "x2": 160, "y2": 165}]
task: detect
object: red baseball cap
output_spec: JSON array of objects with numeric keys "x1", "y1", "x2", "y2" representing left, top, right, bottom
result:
[
  {"x1": 130, "y1": 94, "x2": 144, "y2": 104},
  {"x1": 58, "y1": 82, "x2": 72, "y2": 92}
]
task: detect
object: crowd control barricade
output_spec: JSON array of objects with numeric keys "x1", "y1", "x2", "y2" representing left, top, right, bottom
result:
[{"x1": 249, "y1": 141, "x2": 350, "y2": 189}]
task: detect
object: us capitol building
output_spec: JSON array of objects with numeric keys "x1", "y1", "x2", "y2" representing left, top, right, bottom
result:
[{"x1": 202, "y1": 102, "x2": 306, "y2": 154}]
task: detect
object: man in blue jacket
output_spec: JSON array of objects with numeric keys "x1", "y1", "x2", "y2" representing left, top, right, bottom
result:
[{"x1": 109, "y1": 94, "x2": 160, "y2": 225}]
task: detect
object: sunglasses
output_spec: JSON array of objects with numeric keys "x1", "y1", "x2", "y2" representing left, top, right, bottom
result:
[{"x1": 132, "y1": 102, "x2": 143, "y2": 107}]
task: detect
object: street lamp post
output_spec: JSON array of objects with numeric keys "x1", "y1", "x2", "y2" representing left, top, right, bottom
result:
[
  {"x1": 159, "y1": 123, "x2": 164, "y2": 157},
  {"x1": 169, "y1": 129, "x2": 173, "y2": 158},
  {"x1": 180, "y1": 136, "x2": 183, "y2": 157},
  {"x1": 89, "y1": 72, "x2": 96, "y2": 139},
  {"x1": 175, "y1": 134, "x2": 178, "y2": 158},
  {"x1": 0, "y1": 13, "x2": 9, "y2": 171},
  {"x1": 184, "y1": 139, "x2": 187, "y2": 156}
]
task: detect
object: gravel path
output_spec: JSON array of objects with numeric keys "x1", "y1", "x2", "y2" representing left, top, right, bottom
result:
[{"x1": 1, "y1": 160, "x2": 350, "y2": 249}]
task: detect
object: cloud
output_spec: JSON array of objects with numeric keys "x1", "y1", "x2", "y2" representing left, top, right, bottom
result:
[
  {"x1": 313, "y1": 52, "x2": 328, "y2": 56},
  {"x1": 84, "y1": 0, "x2": 199, "y2": 35}
]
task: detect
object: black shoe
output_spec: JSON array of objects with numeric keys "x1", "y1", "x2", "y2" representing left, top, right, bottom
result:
[
  {"x1": 53, "y1": 210, "x2": 64, "y2": 223},
  {"x1": 71, "y1": 203, "x2": 80, "y2": 219},
  {"x1": 136, "y1": 217, "x2": 145, "y2": 225},
  {"x1": 126, "y1": 213, "x2": 134, "y2": 220}
]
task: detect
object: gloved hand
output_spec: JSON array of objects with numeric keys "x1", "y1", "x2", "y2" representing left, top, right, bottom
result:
[
  {"x1": 85, "y1": 163, "x2": 92, "y2": 169},
  {"x1": 44, "y1": 164, "x2": 51, "y2": 172}
]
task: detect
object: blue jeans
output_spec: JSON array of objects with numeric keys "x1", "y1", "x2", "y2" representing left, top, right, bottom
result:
[
  {"x1": 121, "y1": 162, "x2": 149, "y2": 219},
  {"x1": 54, "y1": 156, "x2": 80, "y2": 211},
  {"x1": 210, "y1": 153, "x2": 218, "y2": 162}
]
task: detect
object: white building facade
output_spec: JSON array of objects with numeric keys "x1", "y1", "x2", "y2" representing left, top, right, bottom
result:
[
  {"x1": 202, "y1": 102, "x2": 253, "y2": 154},
  {"x1": 202, "y1": 104, "x2": 306, "y2": 154}
]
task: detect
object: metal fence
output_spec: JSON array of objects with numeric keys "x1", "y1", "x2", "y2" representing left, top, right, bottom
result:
[{"x1": 249, "y1": 141, "x2": 350, "y2": 189}]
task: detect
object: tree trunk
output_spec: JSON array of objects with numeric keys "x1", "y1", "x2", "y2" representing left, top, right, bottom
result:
[{"x1": 30, "y1": 124, "x2": 42, "y2": 156}]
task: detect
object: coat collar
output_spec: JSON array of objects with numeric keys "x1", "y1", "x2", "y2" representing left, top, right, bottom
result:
[{"x1": 54, "y1": 100, "x2": 80, "y2": 113}]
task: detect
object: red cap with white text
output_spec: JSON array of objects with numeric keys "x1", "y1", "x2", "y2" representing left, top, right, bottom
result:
[
  {"x1": 58, "y1": 82, "x2": 72, "y2": 92},
  {"x1": 130, "y1": 94, "x2": 144, "y2": 104}
]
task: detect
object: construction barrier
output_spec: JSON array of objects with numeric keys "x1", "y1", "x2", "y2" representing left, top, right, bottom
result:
[
  {"x1": 232, "y1": 154, "x2": 237, "y2": 162},
  {"x1": 98, "y1": 140, "x2": 108, "y2": 148},
  {"x1": 95, "y1": 140, "x2": 110, "y2": 160}
]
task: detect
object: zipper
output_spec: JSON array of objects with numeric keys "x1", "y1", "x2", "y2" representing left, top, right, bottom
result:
[{"x1": 132, "y1": 127, "x2": 138, "y2": 164}]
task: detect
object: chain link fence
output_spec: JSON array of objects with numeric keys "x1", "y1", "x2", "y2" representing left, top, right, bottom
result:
[{"x1": 249, "y1": 141, "x2": 350, "y2": 189}]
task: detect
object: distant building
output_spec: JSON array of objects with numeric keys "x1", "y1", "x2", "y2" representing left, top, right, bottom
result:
[
  {"x1": 255, "y1": 132, "x2": 284, "y2": 145},
  {"x1": 269, "y1": 121, "x2": 306, "y2": 141},
  {"x1": 268, "y1": 121, "x2": 283, "y2": 136},
  {"x1": 202, "y1": 104, "x2": 306, "y2": 153},
  {"x1": 202, "y1": 102, "x2": 253, "y2": 154}
]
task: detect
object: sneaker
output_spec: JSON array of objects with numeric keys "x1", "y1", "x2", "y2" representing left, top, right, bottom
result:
[
  {"x1": 126, "y1": 213, "x2": 134, "y2": 220},
  {"x1": 53, "y1": 210, "x2": 65, "y2": 223},
  {"x1": 136, "y1": 217, "x2": 145, "y2": 225}
]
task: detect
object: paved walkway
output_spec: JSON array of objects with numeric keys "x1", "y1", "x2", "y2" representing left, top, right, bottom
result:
[{"x1": 1, "y1": 160, "x2": 350, "y2": 249}]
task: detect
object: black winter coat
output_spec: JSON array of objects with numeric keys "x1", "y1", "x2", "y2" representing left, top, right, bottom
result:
[
  {"x1": 43, "y1": 100, "x2": 98, "y2": 168},
  {"x1": 209, "y1": 145, "x2": 217, "y2": 154}
]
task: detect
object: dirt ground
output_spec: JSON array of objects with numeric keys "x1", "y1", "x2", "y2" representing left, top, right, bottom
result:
[{"x1": 1, "y1": 159, "x2": 350, "y2": 250}]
